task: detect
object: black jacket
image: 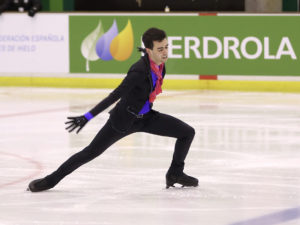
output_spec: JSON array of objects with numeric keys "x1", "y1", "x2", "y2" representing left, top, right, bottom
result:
[{"x1": 89, "y1": 54, "x2": 166, "y2": 133}]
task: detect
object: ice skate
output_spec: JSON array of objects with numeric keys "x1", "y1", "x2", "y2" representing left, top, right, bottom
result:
[
  {"x1": 166, "y1": 172, "x2": 198, "y2": 189},
  {"x1": 27, "y1": 178, "x2": 55, "y2": 192}
]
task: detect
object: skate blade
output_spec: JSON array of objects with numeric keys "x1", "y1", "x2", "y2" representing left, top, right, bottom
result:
[
  {"x1": 166, "y1": 184, "x2": 175, "y2": 189},
  {"x1": 166, "y1": 184, "x2": 198, "y2": 189}
]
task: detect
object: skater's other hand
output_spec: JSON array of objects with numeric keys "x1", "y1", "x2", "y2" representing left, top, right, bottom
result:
[{"x1": 65, "y1": 115, "x2": 88, "y2": 134}]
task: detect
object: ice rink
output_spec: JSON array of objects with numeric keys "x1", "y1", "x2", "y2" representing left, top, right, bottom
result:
[{"x1": 0, "y1": 87, "x2": 300, "y2": 225}]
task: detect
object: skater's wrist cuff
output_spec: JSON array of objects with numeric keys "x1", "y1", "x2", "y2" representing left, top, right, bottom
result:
[{"x1": 84, "y1": 112, "x2": 94, "y2": 121}]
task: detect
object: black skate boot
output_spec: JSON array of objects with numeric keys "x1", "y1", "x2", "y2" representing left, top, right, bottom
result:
[
  {"x1": 166, "y1": 172, "x2": 198, "y2": 189},
  {"x1": 27, "y1": 177, "x2": 55, "y2": 192}
]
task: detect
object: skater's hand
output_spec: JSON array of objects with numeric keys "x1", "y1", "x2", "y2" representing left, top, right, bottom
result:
[{"x1": 65, "y1": 115, "x2": 88, "y2": 134}]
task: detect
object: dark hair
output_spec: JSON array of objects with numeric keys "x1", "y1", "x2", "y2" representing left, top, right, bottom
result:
[{"x1": 142, "y1": 28, "x2": 167, "y2": 50}]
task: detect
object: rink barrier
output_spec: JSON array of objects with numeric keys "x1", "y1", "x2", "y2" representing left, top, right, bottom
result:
[
  {"x1": 0, "y1": 76, "x2": 300, "y2": 93},
  {"x1": 1, "y1": 13, "x2": 300, "y2": 92}
]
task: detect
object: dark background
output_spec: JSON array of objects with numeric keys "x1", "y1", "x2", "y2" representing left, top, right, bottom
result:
[{"x1": 74, "y1": 0, "x2": 245, "y2": 11}]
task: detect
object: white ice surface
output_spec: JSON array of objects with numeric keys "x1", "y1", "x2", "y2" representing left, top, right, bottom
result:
[{"x1": 0, "y1": 87, "x2": 300, "y2": 225}]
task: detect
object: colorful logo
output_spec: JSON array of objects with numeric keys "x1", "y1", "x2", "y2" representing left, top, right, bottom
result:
[{"x1": 80, "y1": 19, "x2": 134, "y2": 71}]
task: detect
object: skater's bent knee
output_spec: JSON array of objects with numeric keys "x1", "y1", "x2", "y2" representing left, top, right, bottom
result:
[
  {"x1": 187, "y1": 127, "x2": 195, "y2": 138},
  {"x1": 181, "y1": 126, "x2": 195, "y2": 139}
]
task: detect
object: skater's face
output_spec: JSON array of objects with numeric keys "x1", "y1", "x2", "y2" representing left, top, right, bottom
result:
[{"x1": 146, "y1": 38, "x2": 168, "y2": 65}]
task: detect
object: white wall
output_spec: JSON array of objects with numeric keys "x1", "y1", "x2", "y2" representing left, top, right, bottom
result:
[{"x1": 0, "y1": 13, "x2": 69, "y2": 73}]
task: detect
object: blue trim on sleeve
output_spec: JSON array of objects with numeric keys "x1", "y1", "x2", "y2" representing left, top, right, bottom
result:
[{"x1": 84, "y1": 112, "x2": 94, "y2": 121}]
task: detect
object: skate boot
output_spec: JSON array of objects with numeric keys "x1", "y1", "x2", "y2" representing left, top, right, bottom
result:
[
  {"x1": 27, "y1": 177, "x2": 55, "y2": 192},
  {"x1": 166, "y1": 172, "x2": 198, "y2": 189}
]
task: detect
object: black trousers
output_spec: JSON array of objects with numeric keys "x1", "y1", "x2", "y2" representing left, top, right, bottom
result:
[{"x1": 47, "y1": 110, "x2": 195, "y2": 185}]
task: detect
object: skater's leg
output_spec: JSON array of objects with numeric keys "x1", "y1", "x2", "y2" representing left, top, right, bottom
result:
[
  {"x1": 48, "y1": 120, "x2": 128, "y2": 184},
  {"x1": 140, "y1": 111, "x2": 198, "y2": 188},
  {"x1": 141, "y1": 111, "x2": 195, "y2": 174},
  {"x1": 29, "y1": 120, "x2": 128, "y2": 191}
]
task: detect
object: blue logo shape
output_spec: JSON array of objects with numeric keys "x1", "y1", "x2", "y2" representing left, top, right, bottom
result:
[{"x1": 95, "y1": 20, "x2": 118, "y2": 61}]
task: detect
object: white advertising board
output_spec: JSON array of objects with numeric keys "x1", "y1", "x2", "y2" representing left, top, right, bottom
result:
[{"x1": 0, "y1": 13, "x2": 69, "y2": 73}]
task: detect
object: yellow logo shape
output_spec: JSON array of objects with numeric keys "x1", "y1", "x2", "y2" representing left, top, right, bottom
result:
[{"x1": 110, "y1": 20, "x2": 134, "y2": 61}]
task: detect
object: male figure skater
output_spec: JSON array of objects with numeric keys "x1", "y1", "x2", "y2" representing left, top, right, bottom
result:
[{"x1": 28, "y1": 27, "x2": 198, "y2": 192}]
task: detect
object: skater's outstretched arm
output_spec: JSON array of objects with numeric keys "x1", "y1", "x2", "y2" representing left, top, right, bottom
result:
[{"x1": 65, "y1": 68, "x2": 144, "y2": 134}]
